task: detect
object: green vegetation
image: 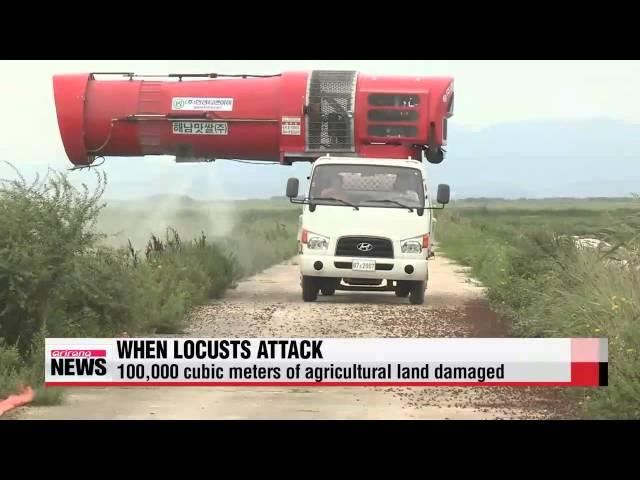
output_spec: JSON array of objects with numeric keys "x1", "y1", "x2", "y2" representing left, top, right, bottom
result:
[
  {"x1": 3, "y1": 161, "x2": 637, "y2": 420},
  {"x1": 449, "y1": 197, "x2": 639, "y2": 211},
  {"x1": 0, "y1": 165, "x2": 299, "y2": 403},
  {"x1": 436, "y1": 200, "x2": 640, "y2": 419}
]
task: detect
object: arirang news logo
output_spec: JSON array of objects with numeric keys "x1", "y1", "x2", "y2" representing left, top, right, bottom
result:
[{"x1": 50, "y1": 349, "x2": 107, "y2": 376}]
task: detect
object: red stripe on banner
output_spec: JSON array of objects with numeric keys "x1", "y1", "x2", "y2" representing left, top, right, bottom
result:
[
  {"x1": 50, "y1": 349, "x2": 107, "y2": 357},
  {"x1": 571, "y1": 362, "x2": 600, "y2": 386},
  {"x1": 47, "y1": 381, "x2": 583, "y2": 387},
  {"x1": 571, "y1": 339, "x2": 600, "y2": 362}
]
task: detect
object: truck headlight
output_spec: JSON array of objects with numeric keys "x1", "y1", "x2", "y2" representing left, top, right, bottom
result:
[
  {"x1": 401, "y1": 234, "x2": 429, "y2": 253},
  {"x1": 307, "y1": 232, "x2": 329, "y2": 250}
]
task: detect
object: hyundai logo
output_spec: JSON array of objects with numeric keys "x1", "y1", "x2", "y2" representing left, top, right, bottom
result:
[{"x1": 357, "y1": 242, "x2": 373, "y2": 252}]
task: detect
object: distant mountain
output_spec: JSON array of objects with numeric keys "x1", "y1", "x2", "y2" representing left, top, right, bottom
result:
[
  {"x1": 428, "y1": 118, "x2": 640, "y2": 198},
  {"x1": 3, "y1": 118, "x2": 639, "y2": 199}
]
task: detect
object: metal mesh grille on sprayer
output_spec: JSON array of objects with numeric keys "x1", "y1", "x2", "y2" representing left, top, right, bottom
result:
[{"x1": 306, "y1": 71, "x2": 357, "y2": 152}]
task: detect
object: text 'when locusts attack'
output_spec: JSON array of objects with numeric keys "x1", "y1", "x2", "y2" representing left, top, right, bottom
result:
[{"x1": 116, "y1": 339, "x2": 324, "y2": 360}]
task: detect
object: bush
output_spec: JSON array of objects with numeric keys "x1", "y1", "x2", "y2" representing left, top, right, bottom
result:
[
  {"x1": 0, "y1": 341, "x2": 24, "y2": 399},
  {"x1": 0, "y1": 327, "x2": 63, "y2": 404},
  {"x1": 130, "y1": 230, "x2": 239, "y2": 334},
  {"x1": 0, "y1": 164, "x2": 299, "y2": 405},
  {"x1": 0, "y1": 165, "x2": 107, "y2": 352},
  {"x1": 436, "y1": 204, "x2": 640, "y2": 418}
]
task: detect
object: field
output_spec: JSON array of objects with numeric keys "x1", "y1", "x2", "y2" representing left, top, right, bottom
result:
[
  {"x1": 449, "y1": 197, "x2": 638, "y2": 210},
  {"x1": 2, "y1": 166, "x2": 639, "y2": 418},
  {"x1": 435, "y1": 198, "x2": 640, "y2": 419},
  {"x1": 97, "y1": 196, "x2": 297, "y2": 250}
]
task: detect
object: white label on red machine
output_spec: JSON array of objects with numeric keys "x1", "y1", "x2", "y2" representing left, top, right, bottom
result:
[
  {"x1": 172, "y1": 121, "x2": 228, "y2": 135},
  {"x1": 172, "y1": 97, "x2": 234, "y2": 111},
  {"x1": 281, "y1": 116, "x2": 301, "y2": 136}
]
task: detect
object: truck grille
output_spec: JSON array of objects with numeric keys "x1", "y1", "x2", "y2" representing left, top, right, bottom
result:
[{"x1": 335, "y1": 236, "x2": 394, "y2": 259}]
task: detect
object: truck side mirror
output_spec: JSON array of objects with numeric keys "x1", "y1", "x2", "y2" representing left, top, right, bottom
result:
[
  {"x1": 437, "y1": 184, "x2": 450, "y2": 205},
  {"x1": 286, "y1": 177, "x2": 299, "y2": 198}
]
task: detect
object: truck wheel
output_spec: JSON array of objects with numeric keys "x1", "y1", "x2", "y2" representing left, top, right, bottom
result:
[
  {"x1": 321, "y1": 287, "x2": 335, "y2": 296},
  {"x1": 409, "y1": 281, "x2": 426, "y2": 305},
  {"x1": 302, "y1": 276, "x2": 319, "y2": 302}
]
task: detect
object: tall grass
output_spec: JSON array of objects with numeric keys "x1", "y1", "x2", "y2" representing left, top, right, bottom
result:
[
  {"x1": 436, "y1": 204, "x2": 640, "y2": 419},
  {"x1": 0, "y1": 165, "x2": 299, "y2": 402}
]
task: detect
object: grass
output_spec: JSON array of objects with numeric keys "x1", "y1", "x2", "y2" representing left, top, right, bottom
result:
[
  {"x1": 4, "y1": 162, "x2": 637, "y2": 418},
  {"x1": 435, "y1": 200, "x2": 640, "y2": 419},
  {"x1": 0, "y1": 164, "x2": 300, "y2": 404},
  {"x1": 449, "y1": 197, "x2": 639, "y2": 211}
]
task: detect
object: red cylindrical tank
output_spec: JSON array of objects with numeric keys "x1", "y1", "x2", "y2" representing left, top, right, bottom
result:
[{"x1": 53, "y1": 70, "x2": 453, "y2": 166}]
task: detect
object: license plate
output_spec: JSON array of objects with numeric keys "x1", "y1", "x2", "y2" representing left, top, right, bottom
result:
[{"x1": 352, "y1": 259, "x2": 376, "y2": 271}]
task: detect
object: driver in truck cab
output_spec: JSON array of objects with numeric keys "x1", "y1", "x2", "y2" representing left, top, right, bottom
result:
[
  {"x1": 391, "y1": 174, "x2": 420, "y2": 205},
  {"x1": 318, "y1": 175, "x2": 350, "y2": 203}
]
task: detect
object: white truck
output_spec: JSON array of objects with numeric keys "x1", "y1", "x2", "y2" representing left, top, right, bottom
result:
[{"x1": 286, "y1": 155, "x2": 450, "y2": 305}]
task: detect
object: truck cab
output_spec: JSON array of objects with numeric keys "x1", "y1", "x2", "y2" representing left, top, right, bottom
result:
[{"x1": 286, "y1": 155, "x2": 450, "y2": 304}]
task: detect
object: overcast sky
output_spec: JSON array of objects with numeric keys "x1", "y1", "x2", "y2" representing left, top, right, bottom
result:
[{"x1": 1, "y1": 60, "x2": 639, "y2": 169}]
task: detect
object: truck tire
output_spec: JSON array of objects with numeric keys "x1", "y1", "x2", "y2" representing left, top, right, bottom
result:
[
  {"x1": 395, "y1": 286, "x2": 410, "y2": 297},
  {"x1": 321, "y1": 287, "x2": 336, "y2": 296},
  {"x1": 302, "y1": 276, "x2": 319, "y2": 302},
  {"x1": 409, "y1": 281, "x2": 426, "y2": 305}
]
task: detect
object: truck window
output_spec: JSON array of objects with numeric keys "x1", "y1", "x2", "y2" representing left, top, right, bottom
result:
[{"x1": 309, "y1": 164, "x2": 425, "y2": 208}]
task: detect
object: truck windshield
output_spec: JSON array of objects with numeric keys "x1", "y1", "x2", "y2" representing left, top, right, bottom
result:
[{"x1": 309, "y1": 164, "x2": 425, "y2": 208}]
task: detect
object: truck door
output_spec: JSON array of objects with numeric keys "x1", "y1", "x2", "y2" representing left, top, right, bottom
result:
[{"x1": 425, "y1": 180, "x2": 435, "y2": 252}]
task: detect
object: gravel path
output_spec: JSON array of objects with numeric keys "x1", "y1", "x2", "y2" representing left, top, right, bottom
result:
[{"x1": 10, "y1": 253, "x2": 575, "y2": 420}]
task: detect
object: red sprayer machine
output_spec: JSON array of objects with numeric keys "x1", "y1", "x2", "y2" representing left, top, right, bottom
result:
[
  {"x1": 52, "y1": 69, "x2": 456, "y2": 304},
  {"x1": 52, "y1": 70, "x2": 454, "y2": 166}
]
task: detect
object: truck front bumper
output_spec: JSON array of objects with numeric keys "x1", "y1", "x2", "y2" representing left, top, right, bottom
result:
[{"x1": 299, "y1": 255, "x2": 428, "y2": 282}]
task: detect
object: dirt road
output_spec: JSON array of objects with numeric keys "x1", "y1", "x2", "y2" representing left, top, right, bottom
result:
[{"x1": 10, "y1": 252, "x2": 573, "y2": 420}]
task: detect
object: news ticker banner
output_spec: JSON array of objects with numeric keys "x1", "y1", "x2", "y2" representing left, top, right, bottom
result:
[{"x1": 44, "y1": 337, "x2": 608, "y2": 387}]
